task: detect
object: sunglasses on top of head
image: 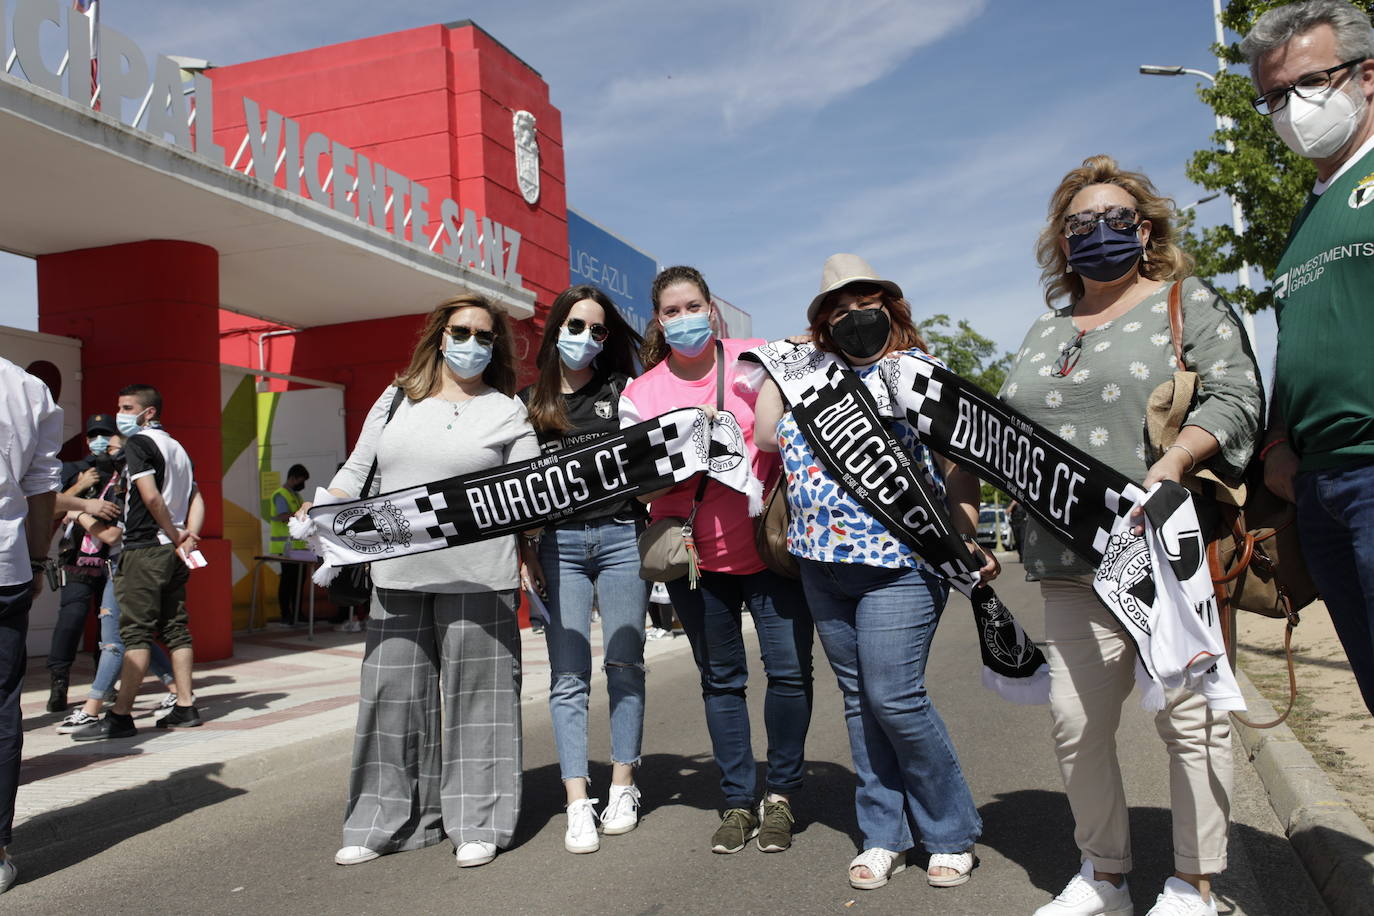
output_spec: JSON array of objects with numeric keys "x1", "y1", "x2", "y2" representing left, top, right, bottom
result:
[
  {"x1": 1063, "y1": 206, "x2": 1141, "y2": 237},
  {"x1": 564, "y1": 317, "x2": 610, "y2": 342},
  {"x1": 445, "y1": 325, "x2": 496, "y2": 347}
]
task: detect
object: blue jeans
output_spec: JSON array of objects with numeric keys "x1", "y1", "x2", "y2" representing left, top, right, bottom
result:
[
  {"x1": 1296, "y1": 460, "x2": 1374, "y2": 715},
  {"x1": 0, "y1": 582, "x2": 31, "y2": 846},
  {"x1": 539, "y1": 519, "x2": 647, "y2": 781},
  {"x1": 800, "y1": 559, "x2": 981, "y2": 854},
  {"x1": 666, "y1": 567, "x2": 814, "y2": 810},
  {"x1": 89, "y1": 575, "x2": 174, "y2": 701}
]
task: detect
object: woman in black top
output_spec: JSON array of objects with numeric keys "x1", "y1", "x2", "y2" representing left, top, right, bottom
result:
[{"x1": 520, "y1": 285, "x2": 647, "y2": 855}]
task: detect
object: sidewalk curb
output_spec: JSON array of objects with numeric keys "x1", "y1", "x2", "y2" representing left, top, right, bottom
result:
[
  {"x1": 16, "y1": 726, "x2": 356, "y2": 856},
  {"x1": 1234, "y1": 666, "x2": 1374, "y2": 916}
]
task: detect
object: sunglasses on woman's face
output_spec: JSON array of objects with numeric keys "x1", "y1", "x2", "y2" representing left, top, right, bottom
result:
[
  {"x1": 564, "y1": 317, "x2": 610, "y2": 342},
  {"x1": 446, "y1": 325, "x2": 496, "y2": 347},
  {"x1": 1063, "y1": 206, "x2": 1140, "y2": 237}
]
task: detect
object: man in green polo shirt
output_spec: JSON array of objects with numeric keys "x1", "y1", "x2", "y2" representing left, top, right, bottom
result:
[{"x1": 1245, "y1": 0, "x2": 1374, "y2": 717}]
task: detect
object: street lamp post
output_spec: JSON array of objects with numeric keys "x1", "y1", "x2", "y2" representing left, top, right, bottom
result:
[{"x1": 1139, "y1": 1, "x2": 1261, "y2": 363}]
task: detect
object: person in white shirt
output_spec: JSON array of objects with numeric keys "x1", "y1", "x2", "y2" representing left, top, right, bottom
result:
[{"x1": 0, "y1": 356, "x2": 64, "y2": 893}]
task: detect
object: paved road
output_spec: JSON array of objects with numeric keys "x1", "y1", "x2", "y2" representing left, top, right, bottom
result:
[{"x1": 10, "y1": 563, "x2": 1328, "y2": 915}]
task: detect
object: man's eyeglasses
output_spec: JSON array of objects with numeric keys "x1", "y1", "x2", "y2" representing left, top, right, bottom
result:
[
  {"x1": 1053, "y1": 330, "x2": 1086, "y2": 378},
  {"x1": 1063, "y1": 206, "x2": 1140, "y2": 237},
  {"x1": 564, "y1": 318, "x2": 610, "y2": 342},
  {"x1": 446, "y1": 325, "x2": 496, "y2": 347},
  {"x1": 1252, "y1": 58, "x2": 1367, "y2": 115}
]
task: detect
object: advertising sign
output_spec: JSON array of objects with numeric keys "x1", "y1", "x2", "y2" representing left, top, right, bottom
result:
[{"x1": 568, "y1": 210, "x2": 657, "y2": 335}]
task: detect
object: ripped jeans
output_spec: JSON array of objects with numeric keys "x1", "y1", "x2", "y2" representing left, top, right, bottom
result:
[
  {"x1": 539, "y1": 519, "x2": 647, "y2": 782},
  {"x1": 89, "y1": 572, "x2": 175, "y2": 701}
]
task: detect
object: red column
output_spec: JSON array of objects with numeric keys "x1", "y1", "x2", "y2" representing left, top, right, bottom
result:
[{"x1": 37, "y1": 240, "x2": 234, "y2": 661}]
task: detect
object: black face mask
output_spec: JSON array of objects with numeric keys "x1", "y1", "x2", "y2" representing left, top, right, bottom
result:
[
  {"x1": 291, "y1": 481, "x2": 307, "y2": 493},
  {"x1": 831, "y1": 308, "x2": 891, "y2": 360}
]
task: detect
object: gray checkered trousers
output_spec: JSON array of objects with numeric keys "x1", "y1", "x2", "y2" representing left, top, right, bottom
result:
[{"x1": 342, "y1": 587, "x2": 523, "y2": 851}]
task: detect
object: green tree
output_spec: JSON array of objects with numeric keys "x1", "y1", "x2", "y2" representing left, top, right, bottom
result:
[
  {"x1": 917, "y1": 313, "x2": 1013, "y2": 395},
  {"x1": 1183, "y1": 0, "x2": 1374, "y2": 312}
]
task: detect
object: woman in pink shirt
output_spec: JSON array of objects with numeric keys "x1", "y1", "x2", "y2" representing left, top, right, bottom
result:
[{"x1": 619, "y1": 266, "x2": 814, "y2": 857}]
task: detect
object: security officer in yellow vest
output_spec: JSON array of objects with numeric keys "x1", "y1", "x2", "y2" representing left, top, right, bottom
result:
[{"x1": 268, "y1": 464, "x2": 311, "y2": 626}]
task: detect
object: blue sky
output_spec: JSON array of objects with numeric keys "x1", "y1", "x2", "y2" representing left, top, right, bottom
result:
[{"x1": 0, "y1": 0, "x2": 1278, "y2": 366}]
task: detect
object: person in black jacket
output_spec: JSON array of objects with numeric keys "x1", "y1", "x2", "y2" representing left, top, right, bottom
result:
[{"x1": 44, "y1": 414, "x2": 121, "y2": 712}]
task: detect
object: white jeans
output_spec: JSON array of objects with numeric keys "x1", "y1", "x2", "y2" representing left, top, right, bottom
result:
[{"x1": 1041, "y1": 577, "x2": 1231, "y2": 875}]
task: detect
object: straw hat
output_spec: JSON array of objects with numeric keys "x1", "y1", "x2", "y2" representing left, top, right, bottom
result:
[{"x1": 807, "y1": 254, "x2": 903, "y2": 323}]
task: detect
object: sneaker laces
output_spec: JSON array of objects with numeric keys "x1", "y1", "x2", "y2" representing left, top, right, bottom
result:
[
  {"x1": 759, "y1": 798, "x2": 794, "y2": 830},
  {"x1": 567, "y1": 798, "x2": 599, "y2": 842},
  {"x1": 60, "y1": 710, "x2": 95, "y2": 727},
  {"x1": 1054, "y1": 873, "x2": 1101, "y2": 904},
  {"x1": 601, "y1": 785, "x2": 640, "y2": 825}
]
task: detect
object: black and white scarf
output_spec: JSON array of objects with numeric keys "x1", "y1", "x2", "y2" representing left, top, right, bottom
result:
[
  {"x1": 296, "y1": 407, "x2": 763, "y2": 577},
  {"x1": 743, "y1": 341, "x2": 1242, "y2": 712},
  {"x1": 741, "y1": 343, "x2": 1049, "y2": 703}
]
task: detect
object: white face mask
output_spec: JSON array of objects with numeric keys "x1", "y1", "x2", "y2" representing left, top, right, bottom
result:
[{"x1": 1272, "y1": 75, "x2": 1368, "y2": 160}]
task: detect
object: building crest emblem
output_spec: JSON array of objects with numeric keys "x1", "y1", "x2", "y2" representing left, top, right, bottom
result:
[{"x1": 513, "y1": 110, "x2": 540, "y2": 205}]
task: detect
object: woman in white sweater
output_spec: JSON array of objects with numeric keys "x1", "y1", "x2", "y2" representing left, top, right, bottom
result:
[{"x1": 310, "y1": 294, "x2": 540, "y2": 870}]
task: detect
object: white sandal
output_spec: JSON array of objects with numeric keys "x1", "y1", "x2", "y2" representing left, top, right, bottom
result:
[
  {"x1": 927, "y1": 850, "x2": 977, "y2": 887},
  {"x1": 848, "y1": 847, "x2": 906, "y2": 890}
]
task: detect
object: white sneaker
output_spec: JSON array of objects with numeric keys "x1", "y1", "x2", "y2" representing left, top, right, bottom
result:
[
  {"x1": 645, "y1": 627, "x2": 670, "y2": 640},
  {"x1": 600, "y1": 784, "x2": 641, "y2": 835},
  {"x1": 334, "y1": 845, "x2": 380, "y2": 866},
  {"x1": 455, "y1": 841, "x2": 496, "y2": 867},
  {"x1": 1033, "y1": 861, "x2": 1132, "y2": 916},
  {"x1": 564, "y1": 797, "x2": 601, "y2": 853},
  {"x1": 1145, "y1": 878, "x2": 1218, "y2": 916},
  {"x1": 0, "y1": 856, "x2": 15, "y2": 893},
  {"x1": 57, "y1": 709, "x2": 100, "y2": 734}
]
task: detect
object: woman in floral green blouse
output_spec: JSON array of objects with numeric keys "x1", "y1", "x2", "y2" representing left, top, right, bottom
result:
[{"x1": 1003, "y1": 156, "x2": 1262, "y2": 916}]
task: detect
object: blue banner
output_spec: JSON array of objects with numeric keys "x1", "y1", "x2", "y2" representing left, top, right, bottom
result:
[{"x1": 567, "y1": 210, "x2": 657, "y2": 335}]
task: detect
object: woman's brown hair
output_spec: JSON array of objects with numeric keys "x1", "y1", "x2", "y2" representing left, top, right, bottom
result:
[
  {"x1": 640, "y1": 265, "x2": 713, "y2": 370},
  {"x1": 393, "y1": 293, "x2": 518, "y2": 399},
  {"x1": 809, "y1": 282, "x2": 929, "y2": 357},
  {"x1": 525, "y1": 284, "x2": 644, "y2": 437},
  {"x1": 1036, "y1": 154, "x2": 1193, "y2": 306}
]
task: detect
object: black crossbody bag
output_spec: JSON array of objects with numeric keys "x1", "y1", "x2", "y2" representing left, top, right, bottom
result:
[{"x1": 327, "y1": 387, "x2": 407, "y2": 607}]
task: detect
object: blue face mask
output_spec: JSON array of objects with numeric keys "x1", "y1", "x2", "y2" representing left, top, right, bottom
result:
[
  {"x1": 443, "y1": 337, "x2": 493, "y2": 380},
  {"x1": 662, "y1": 313, "x2": 714, "y2": 358},
  {"x1": 88, "y1": 436, "x2": 110, "y2": 454},
  {"x1": 557, "y1": 327, "x2": 603, "y2": 371},
  {"x1": 1067, "y1": 221, "x2": 1143, "y2": 282},
  {"x1": 116, "y1": 412, "x2": 143, "y2": 437}
]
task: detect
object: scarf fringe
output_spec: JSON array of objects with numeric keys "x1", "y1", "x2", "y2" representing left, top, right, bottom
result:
[
  {"x1": 745, "y1": 475, "x2": 763, "y2": 517},
  {"x1": 982, "y1": 664, "x2": 1051, "y2": 705},
  {"x1": 312, "y1": 562, "x2": 340, "y2": 587},
  {"x1": 1135, "y1": 660, "x2": 1166, "y2": 711}
]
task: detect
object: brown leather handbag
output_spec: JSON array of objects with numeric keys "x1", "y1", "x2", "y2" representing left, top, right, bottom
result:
[{"x1": 754, "y1": 474, "x2": 799, "y2": 580}]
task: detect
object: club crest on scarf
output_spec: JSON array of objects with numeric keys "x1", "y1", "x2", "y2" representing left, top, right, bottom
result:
[
  {"x1": 332, "y1": 500, "x2": 411, "y2": 556},
  {"x1": 1095, "y1": 530, "x2": 1155, "y2": 636}
]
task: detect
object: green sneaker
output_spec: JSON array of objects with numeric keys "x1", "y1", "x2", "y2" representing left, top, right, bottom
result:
[
  {"x1": 710, "y1": 807, "x2": 759, "y2": 854},
  {"x1": 756, "y1": 797, "x2": 795, "y2": 852}
]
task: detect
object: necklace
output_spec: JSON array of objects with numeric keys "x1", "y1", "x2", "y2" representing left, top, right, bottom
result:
[{"x1": 443, "y1": 395, "x2": 476, "y2": 430}]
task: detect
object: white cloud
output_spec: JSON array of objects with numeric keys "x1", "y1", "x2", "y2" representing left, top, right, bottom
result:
[{"x1": 577, "y1": 0, "x2": 985, "y2": 146}]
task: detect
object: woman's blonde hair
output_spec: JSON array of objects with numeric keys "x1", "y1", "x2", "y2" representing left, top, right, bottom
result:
[
  {"x1": 393, "y1": 293, "x2": 518, "y2": 399},
  {"x1": 1036, "y1": 154, "x2": 1193, "y2": 306}
]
